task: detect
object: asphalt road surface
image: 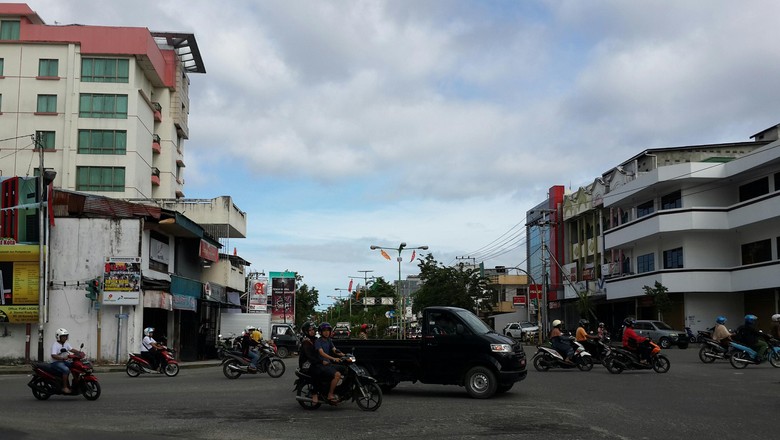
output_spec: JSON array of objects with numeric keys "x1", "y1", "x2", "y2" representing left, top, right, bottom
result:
[{"x1": 1, "y1": 346, "x2": 778, "y2": 439}]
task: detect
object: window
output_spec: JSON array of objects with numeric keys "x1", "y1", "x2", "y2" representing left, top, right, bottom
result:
[
  {"x1": 0, "y1": 94, "x2": 2, "y2": 113},
  {"x1": 35, "y1": 131, "x2": 55, "y2": 150},
  {"x1": 741, "y1": 239, "x2": 772, "y2": 265},
  {"x1": 637, "y1": 200, "x2": 654, "y2": 218},
  {"x1": 774, "y1": 172, "x2": 780, "y2": 192},
  {"x1": 0, "y1": 58, "x2": 4, "y2": 75},
  {"x1": 78, "y1": 129, "x2": 127, "y2": 154},
  {"x1": 79, "y1": 94, "x2": 128, "y2": 119},
  {"x1": 38, "y1": 59, "x2": 58, "y2": 77},
  {"x1": 739, "y1": 177, "x2": 769, "y2": 202},
  {"x1": 0, "y1": 21, "x2": 20, "y2": 40},
  {"x1": 637, "y1": 253, "x2": 655, "y2": 273},
  {"x1": 81, "y1": 58, "x2": 129, "y2": 83},
  {"x1": 36, "y1": 95, "x2": 57, "y2": 113},
  {"x1": 661, "y1": 190, "x2": 682, "y2": 210},
  {"x1": 76, "y1": 166, "x2": 125, "y2": 191},
  {"x1": 663, "y1": 247, "x2": 683, "y2": 269}
]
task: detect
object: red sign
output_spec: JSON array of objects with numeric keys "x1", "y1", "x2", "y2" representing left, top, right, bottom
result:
[
  {"x1": 528, "y1": 284, "x2": 542, "y2": 300},
  {"x1": 199, "y1": 240, "x2": 218, "y2": 262},
  {"x1": 512, "y1": 296, "x2": 527, "y2": 306}
]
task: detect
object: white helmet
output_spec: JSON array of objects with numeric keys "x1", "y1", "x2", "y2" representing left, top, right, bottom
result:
[
  {"x1": 55, "y1": 328, "x2": 69, "y2": 339},
  {"x1": 245, "y1": 325, "x2": 256, "y2": 333},
  {"x1": 552, "y1": 320, "x2": 562, "y2": 328},
  {"x1": 143, "y1": 327, "x2": 154, "y2": 336},
  {"x1": 772, "y1": 314, "x2": 780, "y2": 322}
]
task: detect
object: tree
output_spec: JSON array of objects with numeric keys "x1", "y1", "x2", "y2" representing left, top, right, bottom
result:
[
  {"x1": 643, "y1": 281, "x2": 672, "y2": 321},
  {"x1": 412, "y1": 254, "x2": 495, "y2": 313},
  {"x1": 294, "y1": 283, "x2": 319, "y2": 325}
]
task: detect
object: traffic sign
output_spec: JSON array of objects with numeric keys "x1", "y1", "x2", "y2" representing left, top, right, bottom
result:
[{"x1": 385, "y1": 310, "x2": 396, "y2": 319}]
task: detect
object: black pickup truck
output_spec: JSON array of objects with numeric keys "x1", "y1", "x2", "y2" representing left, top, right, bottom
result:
[{"x1": 333, "y1": 306, "x2": 527, "y2": 399}]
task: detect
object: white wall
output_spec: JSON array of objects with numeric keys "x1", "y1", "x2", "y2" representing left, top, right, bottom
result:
[{"x1": 684, "y1": 292, "x2": 744, "y2": 334}]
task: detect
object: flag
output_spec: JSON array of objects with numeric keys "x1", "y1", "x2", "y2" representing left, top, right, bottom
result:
[
  {"x1": 380, "y1": 249, "x2": 391, "y2": 260},
  {"x1": 410, "y1": 250, "x2": 416, "y2": 262},
  {"x1": 348, "y1": 279, "x2": 353, "y2": 293}
]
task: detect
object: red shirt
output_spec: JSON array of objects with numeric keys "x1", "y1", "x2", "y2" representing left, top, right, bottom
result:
[{"x1": 622, "y1": 327, "x2": 645, "y2": 348}]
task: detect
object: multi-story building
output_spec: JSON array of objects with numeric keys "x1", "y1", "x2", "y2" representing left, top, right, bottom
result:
[{"x1": 0, "y1": 3, "x2": 204, "y2": 199}]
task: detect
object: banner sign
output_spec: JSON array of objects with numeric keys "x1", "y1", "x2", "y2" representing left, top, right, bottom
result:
[
  {"x1": 0, "y1": 305, "x2": 38, "y2": 323},
  {"x1": 269, "y1": 272, "x2": 295, "y2": 323},
  {"x1": 248, "y1": 278, "x2": 268, "y2": 313},
  {"x1": 513, "y1": 295, "x2": 527, "y2": 306},
  {"x1": 102, "y1": 257, "x2": 141, "y2": 305},
  {"x1": 0, "y1": 245, "x2": 40, "y2": 307}
]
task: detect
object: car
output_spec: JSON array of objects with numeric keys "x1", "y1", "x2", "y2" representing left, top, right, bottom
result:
[
  {"x1": 503, "y1": 322, "x2": 539, "y2": 341},
  {"x1": 632, "y1": 320, "x2": 689, "y2": 349},
  {"x1": 332, "y1": 325, "x2": 351, "y2": 339}
]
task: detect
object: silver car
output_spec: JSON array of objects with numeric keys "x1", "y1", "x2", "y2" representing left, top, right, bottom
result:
[
  {"x1": 503, "y1": 322, "x2": 539, "y2": 341},
  {"x1": 633, "y1": 320, "x2": 689, "y2": 349}
]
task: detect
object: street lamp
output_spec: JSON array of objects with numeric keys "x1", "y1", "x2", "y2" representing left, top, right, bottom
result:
[
  {"x1": 370, "y1": 243, "x2": 428, "y2": 339},
  {"x1": 510, "y1": 265, "x2": 544, "y2": 345},
  {"x1": 334, "y1": 287, "x2": 354, "y2": 318},
  {"x1": 349, "y1": 270, "x2": 375, "y2": 312}
]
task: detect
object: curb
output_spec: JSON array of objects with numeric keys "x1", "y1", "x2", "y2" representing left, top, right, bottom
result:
[{"x1": 0, "y1": 361, "x2": 222, "y2": 375}]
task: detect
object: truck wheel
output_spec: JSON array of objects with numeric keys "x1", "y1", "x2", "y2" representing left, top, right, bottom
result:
[
  {"x1": 276, "y1": 346, "x2": 289, "y2": 358},
  {"x1": 464, "y1": 366, "x2": 497, "y2": 399}
]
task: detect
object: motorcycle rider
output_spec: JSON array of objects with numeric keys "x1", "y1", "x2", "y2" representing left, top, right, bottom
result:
[
  {"x1": 597, "y1": 322, "x2": 609, "y2": 339},
  {"x1": 734, "y1": 314, "x2": 768, "y2": 360},
  {"x1": 358, "y1": 324, "x2": 369, "y2": 339},
  {"x1": 141, "y1": 327, "x2": 166, "y2": 371},
  {"x1": 298, "y1": 321, "x2": 321, "y2": 404},
  {"x1": 575, "y1": 319, "x2": 599, "y2": 358},
  {"x1": 315, "y1": 322, "x2": 346, "y2": 403},
  {"x1": 770, "y1": 314, "x2": 780, "y2": 340},
  {"x1": 622, "y1": 318, "x2": 651, "y2": 364},
  {"x1": 711, "y1": 316, "x2": 733, "y2": 348},
  {"x1": 550, "y1": 320, "x2": 574, "y2": 364},
  {"x1": 241, "y1": 325, "x2": 261, "y2": 372},
  {"x1": 50, "y1": 328, "x2": 79, "y2": 393}
]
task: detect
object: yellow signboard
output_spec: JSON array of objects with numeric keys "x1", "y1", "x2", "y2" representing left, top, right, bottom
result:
[
  {"x1": 0, "y1": 245, "x2": 42, "y2": 306},
  {"x1": 0, "y1": 305, "x2": 39, "y2": 323}
]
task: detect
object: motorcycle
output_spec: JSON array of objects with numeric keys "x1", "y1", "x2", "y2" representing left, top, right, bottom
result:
[
  {"x1": 221, "y1": 340, "x2": 285, "y2": 379},
  {"x1": 27, "y1": 343, "x2": 101, "y2": 401},
  {"x1": 604, "y1": 339, "x2": 670, "y2": 374},
  {"x1": 728, "y1": 338, "x2": 780, "y2": 369},
  {"x1": 125, "y1": 346, "x2": 180, "y2": 377},
  {"x1": 698, "y1": 337, "x2": 731, "y2": 363},
  {"x1": 532, "y1": 339, "x2": 594, "y2": 372},
  {"x1": 294, "y1": 354, "x2": 382, "y2": 411},
  {"x1": 685, "y1": 327, "x2": 698, "y2": 344}
]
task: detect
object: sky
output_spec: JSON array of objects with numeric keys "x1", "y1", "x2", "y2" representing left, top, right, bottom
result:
[{"x1": 22, "y1": 0, "x2": 780, "y2": 309}]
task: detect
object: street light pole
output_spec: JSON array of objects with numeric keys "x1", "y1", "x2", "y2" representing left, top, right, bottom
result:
[
  {"x1": 370, "y1": 243, "x2": 428, "y2": 339},
  {"x1": 334, "y1": 288, "x2": 352, "y2": 318},
  {"x1": 510, "y1": 265, "x2": 543, "y2": 345}
]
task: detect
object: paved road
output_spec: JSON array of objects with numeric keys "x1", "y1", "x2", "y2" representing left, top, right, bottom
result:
[{"x1": 1, "y1": 347, "x2": 778, "y2": 439}]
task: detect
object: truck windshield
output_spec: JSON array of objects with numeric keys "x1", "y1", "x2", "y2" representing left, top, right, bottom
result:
[{"x1": 454, "y1": 310, "x2": 492, "y2": 334}]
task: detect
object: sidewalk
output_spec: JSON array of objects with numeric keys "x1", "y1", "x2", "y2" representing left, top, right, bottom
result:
[{"x1": 0, "y1": 359, "x2": 222, "y2": 375}]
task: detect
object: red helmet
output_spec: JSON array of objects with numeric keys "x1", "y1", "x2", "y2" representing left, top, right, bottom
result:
[{"x1": 361, "y1": 324, "x2": 368, "y2": 330}]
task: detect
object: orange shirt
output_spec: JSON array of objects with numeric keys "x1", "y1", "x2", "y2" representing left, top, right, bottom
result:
[{"x1": 575, "y1": 327, "x2": 588, "y2": 342}]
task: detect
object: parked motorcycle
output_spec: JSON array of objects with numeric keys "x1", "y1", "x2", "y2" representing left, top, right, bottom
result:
[
  {"x1": 27, "y1": 344, "x2": 101, "y2": 401},
  {"x1": 533, "y1": 339, "x2": 594, "y2": 372},
  {"x1": 126, "y1": 346, "x2": 180, "y2": 377},
  {"x1": 604, "y1": 340, "x2": 670, "y2": 374},
  {"x1": 698, "y1": 337, "x2": 731, "y2": 363},
  {"x1": 294, "y1": 354, "x2": 382, "y2": 411},
  {"x1": 685, "y1": 327, "x2": 698, "y2": 344},
  {"x1": 728, "y1": 338, "x2": 780, "y2": 369},
  {"x1": 221, "y1": 341, "x2": 285, "y2": 379}
]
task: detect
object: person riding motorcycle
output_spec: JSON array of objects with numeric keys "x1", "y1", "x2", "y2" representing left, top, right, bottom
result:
[
  {"x1": 621, "y1": 318, "x2": 651, "y2": 364},
  {"x1": 770, "y1": 314, "x2": 780, "y2": 340},
  {"x1": 241, "y1": 325, "x2": 261, "y2": 372},
  {"x1": 358, "y1": 324, "x2": 369, "y2": 339},
  {"x1": 549, "y1": 320, "x2": 574, "y2": 364},
  {"x1": 314, "y1": 322, "x2": 346, "y2": 403},
  {"x1": 711, "y1": 316, "x2": 733, "y2": 348},
  {"x1": 50, "y1": 328, "x2": 79, "y2": 393},
  {"x1": 597, "y1": 322, "x2": 609, "y2": 339},
  {"x1": 141, "y1": 327, "x2": 166, "y2": 371},
  {"x1": 575, "y1": 319, "x2": 599, "y2": 356},
  {"x1": 298, "y1": 321, "x2": 321, "y2": 403},
  {"x1": 734, "y1": 314, "x2": 769, "y2": 360}
]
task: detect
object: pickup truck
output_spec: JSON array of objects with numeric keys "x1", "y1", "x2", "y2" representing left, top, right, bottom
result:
[{"x1": 333, "y1": 306, "x2": 527, "y2": 399}]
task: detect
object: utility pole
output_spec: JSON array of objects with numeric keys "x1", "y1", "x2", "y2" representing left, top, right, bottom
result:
[{"x1": 36, "y1": 133, "x2": 45, "y2": 362}]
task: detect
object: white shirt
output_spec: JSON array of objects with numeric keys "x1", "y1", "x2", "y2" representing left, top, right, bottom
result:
[
  {"x1": 51, "y1": 341, "x2": 73, "y2": 360},
  {"x1": 141, "y1": 335, "x2": 157, "y2": 352}
]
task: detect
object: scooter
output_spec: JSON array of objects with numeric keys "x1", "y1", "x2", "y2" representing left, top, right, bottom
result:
[
  {"x1": 532, "y1": 339, "x2": 594, "y2": 372},
  {"x1": 728, "y1": 338, "x2": 780, "y2": 369},
  {"x1": 604, "y1": 340, "x2": 670, "y2": 374},
  {"x1": 221, "y1": 341, "x2": 285, "y2": 379},
  {"x1": 28, "y1": 343, "x2": 101, "y2": 401},
  {"x1": 294, "y1": 354, "x2": 382, "y2": 411},
  {"x1": 125, "y1": 346, "x2": 180, "y2": 377},
  {"x1": 698, "y1": 337, "x2": 731, "y2": 363}
]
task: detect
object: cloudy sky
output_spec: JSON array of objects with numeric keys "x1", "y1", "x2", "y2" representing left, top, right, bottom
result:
[{"x1": 25, "y1": 0, "x2": 780, "y2": 308}]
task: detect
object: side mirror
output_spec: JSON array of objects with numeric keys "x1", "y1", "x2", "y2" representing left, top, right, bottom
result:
[{"x1": 80, "y1": 343, "x2": 84, "y2": 349}]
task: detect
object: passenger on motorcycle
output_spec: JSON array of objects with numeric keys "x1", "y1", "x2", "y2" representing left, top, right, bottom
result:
[
  {"x1": 770, "y1": 314, "x2": 780, "y2": 340},
  {"x1": 251, "y1": 326, "x2": 263, "y2": 343},
  {"x1": 51, "y1": 328, "x2": 79, "y2": 393},
  {"x1": 734, "y1": 314, "x2": 769, "y2": 359},
  {"x1": 597, "y1": 322, "x2": 609, "y2": 339},
  {"x1": 622, "y1": 318, "x2": 651, "y2": 363},
  {"x1": 711, "y1": 316, "x2": 733, "y2": 348},
  {"x1": 241, "y1": 325, "x2": 261, "y2": 372},
  {"x1": 141, "y1": 327, "x2": 166, "y2": 371},
  {"x1": 298, "y1": 322, "x2": 321, "y2": 403},
  {"x1": 550, "y1": 320, "x2": 574, "y2": 364},
  {"x1": 315, "y1": 322, "x2": 346, "y2": 403}
]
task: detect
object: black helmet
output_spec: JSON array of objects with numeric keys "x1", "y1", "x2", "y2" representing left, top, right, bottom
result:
[
  {"x1": 318, "y1": 322, "x2": 332, "y2": 333},
  {"x1": 302, "y1": 321, "x2": 316, "y2": 333},
  {"x1": 578, "y1": 319, "x2": 589, "y2": 327},
  {"x1": 623, "y1": 317, "x2": 635, "y2": 328}
]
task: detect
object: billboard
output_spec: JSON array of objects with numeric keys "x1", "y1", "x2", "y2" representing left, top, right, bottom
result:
[
  {"x1": 248, "y1": 277, "x2": 268, "y2": 313},
  {"x1": 0, "y1": 244, "x2": 41, "y2": 323},
  {"x1": 102, "y1": 257, "x2": 141, "y2": 305},
  {"x1": 269, "y1": 271, "x2": 295, "y2": 323}
]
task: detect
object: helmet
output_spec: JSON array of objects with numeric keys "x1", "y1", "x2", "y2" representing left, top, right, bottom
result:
[
  {"x1": 318, "y1": 322, "x2": 332, "y2": 333},
  {"x1": 301, "y1": 321, "x2": 316, "y2": 333},
  {"x1": 716, "y1": 316, "x2": 727, "y2": 325},
  {"x1": 578, "y1": 319, "x2": 589, "y2": 327},
  {"x1": 245, "y1": 325, "x2": 256, "y2": 333},
  {"x1": 361, "y1": 324, "x2": 368, "y2": 331},
  {"x1": 772, "y1": 314, "x2": 780, "y2": 323},
  {"x1": 598, "y1": 322, "x2": 605, "y2": 327},
  {"x1": 143, "y1": 327, "x2": 154, "y2": 336},
  {"x1": 552, "y1": 319, "x2": 562, "y2": 328},
  {"x1": 623, "y1": 318, "x2": 635, "y2": 327},
  {"x1": 55, "y1": 328, "x2": 69, "y2": 339},
  {"x1": 744, "y1": 314, "x2": 758, "y2": 325}
]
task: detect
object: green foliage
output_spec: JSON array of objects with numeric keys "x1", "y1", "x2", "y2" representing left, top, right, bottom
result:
[
  {"x1": 412, "y1": 254, "x2": 495, "y2": 313},
  {"x1": 294, "y1": 283, "x2": 319, "y2": 325},
  {"x1": 317, "y1": 277, "x2": 398, "y2": 338},
  {"x1": 643, "y1": 281, "x2": 672, "y2": 320}
]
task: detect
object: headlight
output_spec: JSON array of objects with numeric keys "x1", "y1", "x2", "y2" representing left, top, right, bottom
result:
[
  {"x1": 670, "y1": 334, "x2": 679, "y2": 339},
  {"x1": 491, "y1": 344, "x2": 512, "y2": 353}
]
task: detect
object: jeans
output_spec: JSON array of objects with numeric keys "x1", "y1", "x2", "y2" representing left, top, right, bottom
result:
[
  {"x1": 51, "y1": 360, "x2": 71, "y2": 376},
  {"x1": 248, "y1": 350, "x2": 260, "y2": 368}
]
